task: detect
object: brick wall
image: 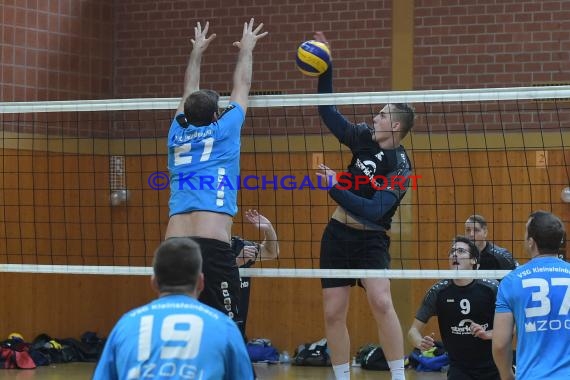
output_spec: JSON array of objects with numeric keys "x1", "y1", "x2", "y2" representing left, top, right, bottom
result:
[
  {"x1": 414, "y1": 0, "x2": 570, "y2": 89},
  {"x1": 1, "y1": 0, "x2": 114, "y2": 101},
  {"x1": 3, "y1": 1, "x2": 570, "y2": 136},
  {"x1": 112, "y1": 0, "x2": 392, "y2": 98},
  {"x1": 4, "y1": 1, "x2": 570, "y2": 100}
]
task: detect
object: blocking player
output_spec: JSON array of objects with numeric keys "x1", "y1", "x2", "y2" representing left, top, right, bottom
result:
[{"x1": 164, "y1": 19, "x2": 267, "y2": 329}]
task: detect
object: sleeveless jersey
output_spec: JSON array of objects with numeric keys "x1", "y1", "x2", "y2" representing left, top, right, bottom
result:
[
  {"x1": 167, "y1": 103, "x2": 245, "y2": 217},
  {"x1": 93, "y1": 294, "x2": 253, "y2": 380}
]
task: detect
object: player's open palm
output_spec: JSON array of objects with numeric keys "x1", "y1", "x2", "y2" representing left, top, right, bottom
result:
[
  {"x1": 191, "y1": 21, "x2": 216, "y2": 52},
  {"x1": 245, "y1": 209, "x2": 271, "y2": 231},
  {"x1": 233, "y1": 18, "x2": 268, "y2": 51},
  {"x1": 313, "y1": 31, "x2": 332, "y2": 60}
]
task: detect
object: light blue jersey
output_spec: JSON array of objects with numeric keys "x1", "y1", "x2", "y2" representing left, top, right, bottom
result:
[
  {"x1": 167, "y1": 103, "x2": 245, "y2": 217},
  {"x1": 496, "y1": 257, "x2": 570, "y2": 379},
  {"x1": 93, "y1": 294, "x2": 253, "y2": 380}
]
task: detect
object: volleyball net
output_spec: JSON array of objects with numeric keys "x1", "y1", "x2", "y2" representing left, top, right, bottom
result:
[{"x1": 2, "y1": 85, "x2": 570, "y2": 279}]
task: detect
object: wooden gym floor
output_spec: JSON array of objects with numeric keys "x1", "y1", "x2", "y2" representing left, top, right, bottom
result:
[{"x1": 0, "y1": 362, "x2": 446, "y2": 379}]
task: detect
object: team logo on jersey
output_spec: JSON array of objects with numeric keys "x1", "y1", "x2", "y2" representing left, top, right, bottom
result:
[
  {"x1": 451, "y1": 319, "x2": 475, "y2": 335},
  {"x1": 375, "y1": 151, "x2": 384, "y2": 161},
  {"x1": 525, "y1": 319, "x2": 570, "y2": 332},
  {"x1": 355, "y1": 158, "x2": 385, "y2": 189},
  {"x1": 362, "y1": 160, "x2": 377, "y2": 172}
]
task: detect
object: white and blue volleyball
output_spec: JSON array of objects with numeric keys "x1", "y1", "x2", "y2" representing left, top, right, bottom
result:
[{"x1": 296, "y1": 40, "x2": 331, "y2": 77}]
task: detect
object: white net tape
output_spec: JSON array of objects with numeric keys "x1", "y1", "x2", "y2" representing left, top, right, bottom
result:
[{"x1": 2, "y1": 85, "x2": 570, "y2": 113}]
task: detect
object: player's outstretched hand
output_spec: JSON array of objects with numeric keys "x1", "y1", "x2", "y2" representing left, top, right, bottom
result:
[
  {"x1": 191, "y1": 21, "x2": 216, "y2": 53},
  {"x1": 313, "y1": 31, "x2": 331, "y2": 58},
  {"x1": 233, "y1": 18, "x2": 268, "y2": 51},
  {"x1": 245, "y1": 209, "x2": 272, "y2": 231}
]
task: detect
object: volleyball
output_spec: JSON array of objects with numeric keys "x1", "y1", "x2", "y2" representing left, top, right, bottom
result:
[{"x1": 295, "y1": 40, "x2": 331, "y2": 77}]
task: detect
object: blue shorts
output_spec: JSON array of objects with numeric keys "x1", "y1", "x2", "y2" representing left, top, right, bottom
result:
[{"x1": 320, "y1": 219, "x2": 391, "y2": 288}]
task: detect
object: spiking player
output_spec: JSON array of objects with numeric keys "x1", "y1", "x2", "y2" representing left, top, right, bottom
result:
[
  {"x1": 408, "y1": 236, "x2": 500, "y2": 380},
  {"x1": 312, "y1": 31, "x2": 415, "y2": 380},
  {"x1": 164, "y1": 19, "x2": 267, "y2": 332},
  {"x1": 493, "y1": 211, "x2": 570, "y2": 380}
]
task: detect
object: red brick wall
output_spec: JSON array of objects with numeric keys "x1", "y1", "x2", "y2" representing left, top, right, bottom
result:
[
  {"x1": 1, "y1": 0, "x2": 113, "y2": 101},
  {"x1": 4, "y1": 1, "x2": 570, "y2": 136},
  {"x1": 414, "y1": 0, "x2": 570, "y2": 89},
  {"x1": 4, "y1": 1, "x2": 570, "y2": 101},
  {"x1": 112, "y1": 0, "x2": 392, "y2": 98}
]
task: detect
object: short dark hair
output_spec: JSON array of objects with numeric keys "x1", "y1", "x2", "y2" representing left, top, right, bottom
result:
[
  {"x1": 466, "y1": 214, "x2": 487, "y2": 229},
  {"x1": 453, "y1": 235, "x2": 480, "y2": 269},
  {"x1": 391, "y1": 103, "x2": 415, "y2": 138},
  {"x1": 153, "y1": 237, "x2": 202, "y2": 293},
  {"x1": 184, "y1": 89, "x2": 220, "y2": 127},
  {"x1": 527, "y1": 211, "x2": 565, "y2": 254}
]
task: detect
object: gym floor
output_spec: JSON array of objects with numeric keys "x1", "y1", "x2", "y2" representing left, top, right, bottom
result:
[{"x1": 0, "y1": 362, "x2": 447, "y2": 379}]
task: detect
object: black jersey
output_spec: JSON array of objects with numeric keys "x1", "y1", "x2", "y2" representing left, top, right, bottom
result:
[
  {"x1": 479, "y1": 242, "x2": 517, "y2": 270},
  {"x1": 415, "y1": 279, "x2": 499, "y2": 370},
  {"x1": 319, "y1": 120, "x2": 412, "y2": 230},
  {"x1": 342, "y1": 124, "x2": 411, "y2": 197},
  {"x1": 317, "y1": 65, "x2": 412, "y2": 230}
]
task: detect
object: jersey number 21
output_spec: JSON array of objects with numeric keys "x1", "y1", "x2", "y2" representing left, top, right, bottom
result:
[{"x1": 174, "y1": 138, "x2": 214, "y2": 166}]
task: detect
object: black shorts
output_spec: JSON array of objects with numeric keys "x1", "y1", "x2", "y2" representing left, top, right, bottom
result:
[
  {"x1": 320, "y1": 219, "x2": 391, "y2": 288},
  {"x1": 447, "y1": 364, "x2": 500, "y2": 380},
  {"x1": 190, "y1": 237, "x2": 242, "y2": 327}
]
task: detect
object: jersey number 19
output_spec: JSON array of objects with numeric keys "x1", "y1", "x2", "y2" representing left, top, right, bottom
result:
[{"x1": 137, "y1": 314, "x2": 204, "y2": 360}]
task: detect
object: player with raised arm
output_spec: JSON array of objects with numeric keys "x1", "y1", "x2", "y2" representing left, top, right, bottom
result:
[
  {"x1": 313, "y1": 31, "x2": 415, "y2": 380},
  {"x1": 408, "y1": 236, "x2": 500, "y2": 380},
  {"x1": 232, "y1": 209, "x2": 280, "y2": 334},
  {"x1": 93, "y1": 238, "x2": 253, "y2": 380},
  {"x1": 165, "y1": 20, "x2": 267, "y2": 329}
]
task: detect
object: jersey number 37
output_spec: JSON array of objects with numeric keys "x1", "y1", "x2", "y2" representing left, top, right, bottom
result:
[{"x1": 523, "y1": 278, "x2": 570, "y2": 317}]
